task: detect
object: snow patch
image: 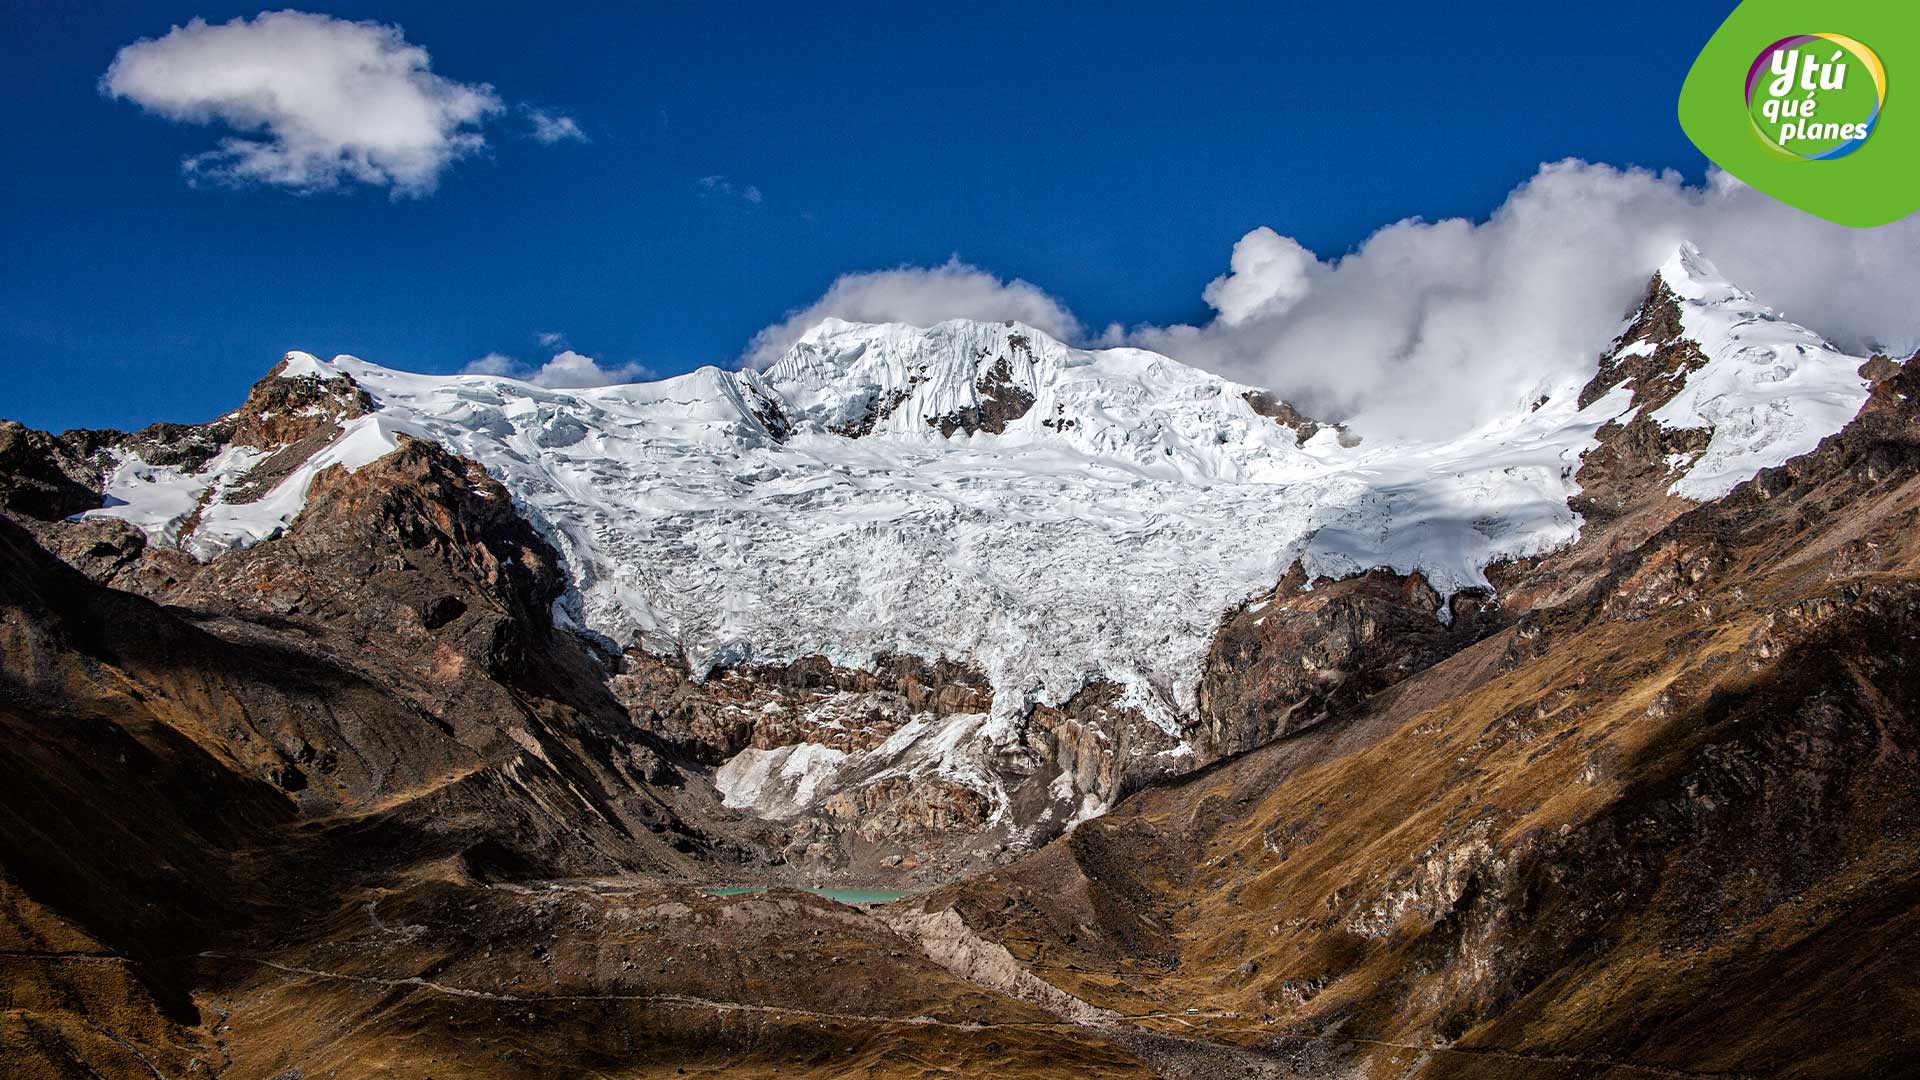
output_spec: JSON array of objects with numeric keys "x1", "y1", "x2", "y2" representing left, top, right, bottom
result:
[
  {"x1": 714, "y1": 742, "x2": 849, "y2": 818},
  {"x1": 278, "y1": 350, "x2": 343, "y2": 381},
  {"x1": 82, "y1": 407, "x2": 420, "y2": 557}
]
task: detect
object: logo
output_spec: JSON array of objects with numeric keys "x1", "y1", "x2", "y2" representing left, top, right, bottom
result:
[
  {"x1": 1745, "y1": 35, "x2": 1885, "y2": 160},
  {"x1": 1678, "y1": 0, "x2": 1916, "y2": 228}
]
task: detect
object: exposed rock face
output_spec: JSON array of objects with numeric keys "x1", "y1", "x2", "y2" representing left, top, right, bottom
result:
[
  {"x1": 615, "y1": 649, "x2": 1185, "y2": 881},
  {"x1": 825, "y1": 380, "x2": 919, "y2": 437},
  {"x1": 1195, "y1": 565, "x2": 1500, "y2": 759},
  {"x1": 1568, "y1": 275, "x2": 1713, "y2": 521},
  {"x1": 613, "y1": 650, "x2": 993, "y2": 761},
  {"x1": 920, "y1": 360, "x2": 1920, "y2": 1079},
  {"x1": 0, "y1": 420, "x2": 110, "y2": 519},
  {"x1": 1017, "y1": 681, "x2": 1189, "y2": 820},
  {"x1": 1578, "y1": 276, "x2": 1700, "y2": 410},
  {"x1": 929, "y1": 345, "x2": 1039, "y2": 436},
  {"x1": 221, "y1": 359, "x2": 376, "y2": 504},
  {"x1": 1240, "y1": 390, "x2": 1344, "y2": 446},
  {"x1": 229, "y1": 354, "x2": 376, "y2": 448},
  {"x1": 1492, "y1": 273, "x2": 1739, "y2": 615}
]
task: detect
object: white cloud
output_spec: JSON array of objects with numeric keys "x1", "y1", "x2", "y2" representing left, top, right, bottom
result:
[
  {"x1": 1114, "y1": 160, "x2": 1920, "y2": 439},
  {"x1": 462, "y1": 349, "x2": 653, "y2": 388},
  {"x1": 698, "y1": 175, "x2": 764, "y2": 204},
  {"x1": 536, "y1": 330, "x2": 567, "y2": 348},
  {"x1": 741, "y1": 257, "x2": 1083, "y2": 369},
  {"x1": 534, "y1": 350, "x2": 653, "y2": 388},
  {"x1": 101, "y1": 10, "x2": 575, "y2": 195},
  {"x1": 1201, "y1": 227, "x2": 1319, "y2": 325},
  {"x1": 526, "y1": 108, "x2": 586, "y2": 144},
  {"x1": 462, "y1": 351, "x2": 519, "y2": 377}
]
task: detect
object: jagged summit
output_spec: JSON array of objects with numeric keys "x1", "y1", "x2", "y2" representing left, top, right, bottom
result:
[
  {"x1": 1661, "y1": 239, "x2": 1734, "y2": 293},
  {"x1": 759, "y1": 316, "x2": 1339, "y2": 462},
  {"x1": 766, "y1": 318, "x2": 1060, "y2": 438},
  {"x1": 1598, "y1": 242, "x2": 1870, "y2": 500},
  {"x1": 1657, "y1": 239, "x2": 1777, "y2": 312}
]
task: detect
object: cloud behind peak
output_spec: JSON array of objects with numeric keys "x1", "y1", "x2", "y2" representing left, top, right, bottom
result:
[{"x1": 740, "y1": 258, "x2": 1083, "y2": 370}]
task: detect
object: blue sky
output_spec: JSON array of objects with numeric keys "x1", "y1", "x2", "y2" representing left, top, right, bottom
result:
[{"x1": 2, "y1": 2, "x2": 1734, "y2": 431}]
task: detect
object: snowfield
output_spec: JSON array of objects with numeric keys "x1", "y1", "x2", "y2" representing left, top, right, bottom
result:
[
  {"x1": 86, "y1": 245, "x2": 1873, "y2": 758},
  {"x1": 1653, "y1": 243, "x2": 1873, "y2": 500}
]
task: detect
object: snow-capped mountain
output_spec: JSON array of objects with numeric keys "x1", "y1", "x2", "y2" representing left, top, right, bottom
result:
[
  {"x1": 1644, "y1": 243, "x2": 1874, "y2": 500},
  {"x1": 77, "y1": 243, "x2": 1875, "y2": 836}
]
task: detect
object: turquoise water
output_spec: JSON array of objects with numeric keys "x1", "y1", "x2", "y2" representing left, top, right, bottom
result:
[{"x1": 703, "y1": 886, "x2": 906, "y2": 905}]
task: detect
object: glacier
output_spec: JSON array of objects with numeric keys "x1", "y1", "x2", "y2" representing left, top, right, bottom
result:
[{"x1": 84, "y1": 245, "x2": 1873, "y2": 753}]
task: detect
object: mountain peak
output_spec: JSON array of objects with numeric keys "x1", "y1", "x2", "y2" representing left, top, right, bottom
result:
[
  {"x1": 793, "y1": 315, "x2": 1058, "y2": 349},
  {"x1": 274, "y1": 350, "x2": 345, "y2": 382},
  {"x1": 1656, "y1": 240, "x2": 1755, "y2": 306},
  {"x1": 1578, "y1": 242, "x2": 1868, "y2": 502}
]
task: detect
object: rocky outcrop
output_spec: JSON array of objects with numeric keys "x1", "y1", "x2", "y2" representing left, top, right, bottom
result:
[
  {"x1": 1241, "y1": 389, "x2": 1349, "y2": 446},
  {"x1": 1565, "y1": 275, "x2": 1714, "y2": 526},
  {"x1": 612, "y1": 650, "x2": 993, "y2": 762},
  {"x1": 929, "y1": 344, "x2": 1039, "y2": 436},
  {"x1": 825, "y1": 380, "x2": 919, "y2": 437},
  {"x1": 1578, "y1": 276, "x2": 1701, "y2": 410},
  {"x1": 621, "y1": 654, "x2": 1187, "y2": 881},
  {"x1": 0, "y1": 420, "x2": 111, "y2": 520},
  {"x1": 1016, "y1": 680, "x2": 1190, "y2": 818},
  {"x1": 228, "y1": 355, "x2": 375, "y2": 448},
  {"x1": 1490, "y1": 274, "x2": 1743, "y2": 615},
  {"x1": 1196, "y1": 565, "x2": 1500, "y2": 759}
]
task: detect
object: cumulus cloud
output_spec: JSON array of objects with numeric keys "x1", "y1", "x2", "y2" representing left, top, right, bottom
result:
[
  {"x1": 1201, "y1": 227, "x2": 1319, "y2": 325},
  {"x1": 462, "y1": 349, "x2": 653, "y2": 388},
  {"x1": 741, "y1": 258, "x2": 1084, "y2": 369},
  {"x1": 1113, "y1": 160, "x2": 1920, "y2": 439},
  {"x1": 526, "y1": 108, "x2": 586, "y2": 144},
  {"x1": 101, "y1": 10, "x2": 574, "y2": 195}
]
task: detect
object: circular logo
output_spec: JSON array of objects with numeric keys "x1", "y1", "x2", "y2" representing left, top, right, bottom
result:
[{"x1": 1745, "y1": 34, "x2": 1885, "y2": 160}]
